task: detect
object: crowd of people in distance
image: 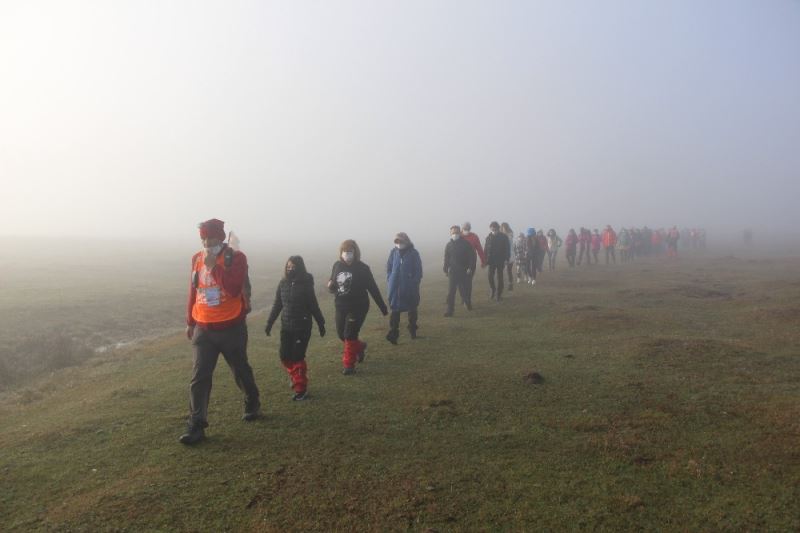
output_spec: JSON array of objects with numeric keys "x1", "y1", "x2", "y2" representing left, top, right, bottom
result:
[{"x1": 178, "y1": 218, "x2": 705, "y2": 444}]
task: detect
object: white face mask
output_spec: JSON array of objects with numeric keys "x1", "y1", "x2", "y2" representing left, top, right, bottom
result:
[
  {"x1": 205, "y1": 244, "x2": 223, "y2": 256},
  {"x1": 450, "y1": 234, "x2": 460, "y2": 241},
  {"x1": 341, "y1": 251, "x2": 354, "y2": 263},
  {"x1": 395, "y1": 243, "x2": 407, "y2": 250}
]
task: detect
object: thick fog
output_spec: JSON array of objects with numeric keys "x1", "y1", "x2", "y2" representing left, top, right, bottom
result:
[{"x1": 2, "y1": 1, "x2": 799, "y2": 247}]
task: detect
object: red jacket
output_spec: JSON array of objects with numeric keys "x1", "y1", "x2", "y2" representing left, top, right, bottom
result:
[
  {"x1": 186, "y1": 245, "x2": 248, "y2": 330},
  {"x1": 602, "y1": 228, "x2": 617, "y2": 247},
  {"x1": 462, "y1": 232, "x2": 487, "y2": 266}
]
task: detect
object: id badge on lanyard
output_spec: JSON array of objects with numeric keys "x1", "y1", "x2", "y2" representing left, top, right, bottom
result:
[{"x1": 204, "y1": 287, "x2": 221, "y2": 307}]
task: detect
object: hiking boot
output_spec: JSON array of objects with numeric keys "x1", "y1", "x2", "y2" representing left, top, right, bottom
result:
[
  {"x1": 292, "y1": 390, "x2": 308, "y2": 401},
  {"x1": 242, "y1": 402, "x2": 260, "y2": 421},
  {"x1": 179, "y1": 424, "x2": 206, "y2": 445},
  {"x1": 342, "y1": 367, "x2": 356, "y2": 375},
  {"x1": 357, "y1": 342, "x2": 368, "y2": 363}
]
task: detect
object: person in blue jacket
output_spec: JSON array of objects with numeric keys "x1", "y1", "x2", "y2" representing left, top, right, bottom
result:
[{"x1": 385, "y1": 232, "x2": 423, "y2": 344}]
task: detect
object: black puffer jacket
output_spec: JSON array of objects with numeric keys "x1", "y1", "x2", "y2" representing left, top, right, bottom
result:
[
  {"x1": 443, "y1": 238, "x2": 477, "y2": 274},
  {"x1": 266, "y1": 273, "x2": 325, "y2": 331},
  {"x1": 484, "y1": 232, "x2": 510, "y2": 266}
]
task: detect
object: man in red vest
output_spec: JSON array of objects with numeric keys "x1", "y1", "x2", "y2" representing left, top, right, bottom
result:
[{"x1": 180, "y1": 218, "x2": 261, "y2": 445}]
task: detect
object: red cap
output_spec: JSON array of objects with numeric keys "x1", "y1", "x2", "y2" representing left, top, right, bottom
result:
[{"x1": 198, "y1": 219, "x2": 225, "y2": 240}]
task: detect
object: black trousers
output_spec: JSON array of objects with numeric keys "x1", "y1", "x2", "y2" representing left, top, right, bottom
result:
[
  {"x1": 488, "y1": 263, "x2": 504, "y2": 296},
  {"x1": 335, "y1": 308, "x2": 366, "y2": 340},
  {"x1": 462, "y1": 270, "x2": 475, "y2": 305},
  {"x1": 446, "y1": 270, "x2": 470, "y2": 313},
  {"x1": 526, "y1": 257, "x2": 537, "y2": 279},
  {"x1": 605, "y1": 246, "x2": 616, "y2": 264},
  {"x1": 388, "y1": 308, "x2": 418, "y2": 339},
  {"x1": 280, "y1": 328, "x2": 312, "y2": 362},
  {"x1": 189, "y1": 321, "x2": 259, "y2": 427},
  {"x1": 566, "y1": 249, "x2": 576, "y2": 267}
]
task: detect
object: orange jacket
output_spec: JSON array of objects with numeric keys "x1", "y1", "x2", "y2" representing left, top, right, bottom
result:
[
  {"x1": 186, "y1": 246, "x2": 248, "y2": 329},
  {"x1": 602, "y1": 228, "x2": 617, "y2": 247}
]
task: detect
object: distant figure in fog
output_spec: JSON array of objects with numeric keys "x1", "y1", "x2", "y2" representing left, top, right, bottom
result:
[
  {"x1": 565, "y1": 228, "x2": 578, "y2": 267},
  {"x1": 533, "y1": 229, "x2": 547, "y2": 273},
  {"x1": 590, "y1": 229, "x2": 601, "y2": 264},
  {"x1": 501, "y1": 222, "x2": 515, "y2": 291},
  {"x1": 602, "y1": 225, "x2": 617, "y2": 264},
  {"x1": 485, "y1": 221, "x2": 510, "y2": 301},
  {"x1": 444, "y1": 225, "x2": 477, "y2": 316},
  {"x1": 180, "y1": 218, "x2": 261, "y2": 445},
  {"x1": 525, "y1": 228, "x2": 540, "y2": 284},
  {"x1": 385, "y1": 232, "x2": 422, "y2": 344},
  {"x1": 617, "y1": 228, "x2": 631, "y2": 263},
  {"x1": 461, "y1": 222, "x2": 486, "y2": 306},
  {"x1": 265, "y1": 256, "x2": 325, "y2": 401},
  {"x1": 743, "y1": 229, "x2": 753, "y2": 247},
  {"x1": 546, "y1": 229, "x2": 562, "y2": 271},
  {"x1": 577, "y1": 227, "x2": 589, "y2": 266},
  {"x1": 514, "y1": 232, "x2": 529, "y2": 282},
  {"x1": 327, "y1": 240, "x2": 388, "y2": 375},
  {"x1": 666, "y1": 226, "x2": 680, "y2": 259}
]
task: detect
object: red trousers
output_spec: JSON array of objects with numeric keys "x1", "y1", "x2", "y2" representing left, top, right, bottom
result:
[
  {"x1": 342, "y1": 339, "x2": 365, "y2": 369},
  {"x1": 281, "y1": 359, "x2": 308, "y2": 393}
]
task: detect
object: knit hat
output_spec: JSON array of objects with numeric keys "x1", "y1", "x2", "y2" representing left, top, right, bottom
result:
[{"x1": 198, "y1": 219, "x2": 225, "y2": 240}]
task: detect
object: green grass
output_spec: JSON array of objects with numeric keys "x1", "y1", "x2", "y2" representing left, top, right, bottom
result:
[{"x1": 1, "y1": 253, "x2": 799, "y2": 531}]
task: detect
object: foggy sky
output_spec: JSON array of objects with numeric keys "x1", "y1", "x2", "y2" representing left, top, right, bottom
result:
[{"x1": 2, "y1": 1, "x2": 799, "y2": 245}]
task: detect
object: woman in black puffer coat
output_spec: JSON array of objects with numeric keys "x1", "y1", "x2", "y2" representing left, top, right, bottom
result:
[{"x1": 265, "y1": 256, "x2": 325, "y2": 400}]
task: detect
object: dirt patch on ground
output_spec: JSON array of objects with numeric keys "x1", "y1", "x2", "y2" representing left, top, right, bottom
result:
[
  {"x1": 617, "y1": 284, "x2": 732, "y2": 301},
  {"x1": 751, "y1": 307, "x2": 800, "y2": 323},
  {"x1": 554, "y1": 306, "x2": 639, "y2": 330},
  {"x1": 670, "y1": 285, "x2": 732, "y2": 299},
  {"x1": 641, "y1": 337, "x2": 746, "y2": 359}
]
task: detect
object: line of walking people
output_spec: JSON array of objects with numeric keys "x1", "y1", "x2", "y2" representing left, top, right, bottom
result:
[{"x1": 178, "y1": 218, "x2": 681, "y2": 444}]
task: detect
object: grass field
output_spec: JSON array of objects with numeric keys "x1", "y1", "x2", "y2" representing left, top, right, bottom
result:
[{"x1": 1, "y1": 248, "x2": 799, "y2": 531}]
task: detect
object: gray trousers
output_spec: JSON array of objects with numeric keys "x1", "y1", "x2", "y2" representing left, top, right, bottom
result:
[{"x1": 189, "y1": 321, "x2": 260, "y2": 427}]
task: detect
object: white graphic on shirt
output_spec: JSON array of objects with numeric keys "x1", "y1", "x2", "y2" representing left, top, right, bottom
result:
[
  {"x1": 336, "y1": 271, "x2": 353, "y2": 295},
  {"x1": 196, "y1": 264, "x2": 222, "y2": 306}
]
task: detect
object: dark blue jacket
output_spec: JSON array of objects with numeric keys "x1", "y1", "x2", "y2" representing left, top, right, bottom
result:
[{"x1": 386, "y1": 246, "x2": 422, "y2": 312}]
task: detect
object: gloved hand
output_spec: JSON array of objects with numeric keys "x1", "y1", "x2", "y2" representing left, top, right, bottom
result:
[
  {"x1": 319, "y1": 323, "x2": 326, "y2": 337},
  {"x1": 264, "y1": 323, "x2": 273, "y2": 336}
]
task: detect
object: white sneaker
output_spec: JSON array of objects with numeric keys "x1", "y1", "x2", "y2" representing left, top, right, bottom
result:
[{"x1": 532, "y1": 279, "x2": 536, "y2": 286}]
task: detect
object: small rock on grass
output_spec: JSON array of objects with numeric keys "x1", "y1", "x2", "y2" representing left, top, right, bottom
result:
[{"x1": 523, "y1": 372, "x2": 544, "y2": 385}]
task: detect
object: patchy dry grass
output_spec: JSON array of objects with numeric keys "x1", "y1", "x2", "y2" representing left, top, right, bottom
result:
[{"x1": 1, "y1": 251, "x2": 800, "y2": 531}]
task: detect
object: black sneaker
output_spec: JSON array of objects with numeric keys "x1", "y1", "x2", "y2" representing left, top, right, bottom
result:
[
  {"x1": 179, "y1": 424, "x2": 206, "y2": 445},
  {"x1": 342, "y1": 367, "x2": 356, "y2": 375},
  {"x1": 292, "y1": 390, "x2": 308, "y2": 401},
  {"x1": 444, "y1": 311, "x2": 453, "y2": 317},
  {"x1": 357, "y1": 342, "x2": 368, "y2": 363},
  {"x1": 242, "y1": 402, "x2": 260, "y2": 421},
  {"x1": 386, "y1": 332, "x2": 398, "y2": 345},
  {"x1": 408, "y1": 328, "x2": 418, "y2": 340}
]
